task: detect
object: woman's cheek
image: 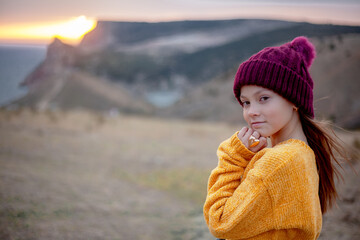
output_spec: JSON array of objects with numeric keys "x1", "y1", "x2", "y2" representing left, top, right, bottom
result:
[
  {"x1": 264, "y1": 110, "x2": 282, "y2": 134},
  {"x1": 243, "y1": 110, "x2": 250, "y2": 126}
]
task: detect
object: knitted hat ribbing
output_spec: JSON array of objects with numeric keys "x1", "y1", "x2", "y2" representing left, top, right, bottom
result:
[{"x1": 233, "y1": 36, "x2": 316, "y2": 118}]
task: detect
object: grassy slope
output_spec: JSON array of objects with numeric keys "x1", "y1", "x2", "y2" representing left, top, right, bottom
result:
[{"x1": 0, "y1": 109, "x2": 359, "y2": 239}]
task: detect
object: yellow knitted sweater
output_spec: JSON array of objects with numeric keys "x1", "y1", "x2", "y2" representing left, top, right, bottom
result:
[{"x1": 204, "y1": 132, "x2": 322, "y2": 240}]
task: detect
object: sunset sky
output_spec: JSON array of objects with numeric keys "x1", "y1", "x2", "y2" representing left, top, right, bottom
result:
[{"x1": 1, "y1": 0, "x2": 359, "y2": 45}]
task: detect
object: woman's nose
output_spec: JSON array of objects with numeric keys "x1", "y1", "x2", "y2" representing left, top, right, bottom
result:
[{"x1": 247, "y1": 104, "x2": 260, "y2": 116}]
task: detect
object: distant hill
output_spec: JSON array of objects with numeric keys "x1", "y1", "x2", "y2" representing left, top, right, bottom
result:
[
  {"x1": 80, "y1": 19, "x2": 295, "y2": 50},
  {"x1": 160, "y1": 34, "x2": 360, "y2": 129},
  {"x1": 8, "y1": 19, "x2": 360, "y2": 128},
  {"x1": 77, "y1": 19, "x2": 360, "y2": 90}
]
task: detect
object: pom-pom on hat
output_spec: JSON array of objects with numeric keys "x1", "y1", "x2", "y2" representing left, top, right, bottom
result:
[{"x1": 233, "y1": 36, "x2": 316, "y2": 118}]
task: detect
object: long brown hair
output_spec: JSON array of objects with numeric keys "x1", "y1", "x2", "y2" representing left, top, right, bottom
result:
[{"x1": 299, "y1": 111, "x2": 353, "y2": 214}]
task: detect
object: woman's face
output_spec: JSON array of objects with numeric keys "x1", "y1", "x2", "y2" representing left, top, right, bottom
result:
[{"x1": 240, "y1": 85, "x2": 295, "y2": 138}]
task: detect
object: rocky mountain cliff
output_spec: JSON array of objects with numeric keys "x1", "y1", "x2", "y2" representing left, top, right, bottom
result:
[{"x1": 11, "y1": 38, "x2": 154, "y2": 114}]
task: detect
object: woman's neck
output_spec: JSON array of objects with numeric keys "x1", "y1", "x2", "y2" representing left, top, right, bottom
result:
[{"x1": 270, "y1": 113, "x2": 308, "y2": 147}]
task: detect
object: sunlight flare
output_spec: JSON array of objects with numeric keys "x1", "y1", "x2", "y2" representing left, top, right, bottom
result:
[{"x1": 0, "y1": 16, "x2": 97, "y2": 45}]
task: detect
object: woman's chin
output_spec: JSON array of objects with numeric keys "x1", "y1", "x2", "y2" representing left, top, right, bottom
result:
[
  {"x1": 247, "y1": 125, "x2": 270, "y2": 138},
  {"x1": 259, "y1": 131, "x2": 271, "y2": 138}
]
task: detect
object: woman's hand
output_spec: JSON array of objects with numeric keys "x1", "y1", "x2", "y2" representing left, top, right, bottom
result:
[{"x1": 237, "y1": 127, "x2": 268, "y2": 152}]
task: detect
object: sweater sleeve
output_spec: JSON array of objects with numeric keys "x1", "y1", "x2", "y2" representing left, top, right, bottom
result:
[
  {"x1": 204, "y1": 137, "x2": 322, "y2": 239},
  {"x1": 203, "y1": 132, "x2": 273, "y2": 239}
]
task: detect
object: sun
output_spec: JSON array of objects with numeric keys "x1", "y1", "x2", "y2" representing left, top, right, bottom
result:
[
  {"x1": 27, "y1": 15, "x2": 97, "y2": 44},
  {"x1": 51, "y1": 16, "x2": 97, "y2": 40},
  {"x1": 0, "y1": 16, "x2": 97, "y2": 45}
]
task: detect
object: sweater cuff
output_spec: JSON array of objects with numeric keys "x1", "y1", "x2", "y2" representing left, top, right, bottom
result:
[{"x1": 230, "y1": 131, "x2": 256, "y2": 161}]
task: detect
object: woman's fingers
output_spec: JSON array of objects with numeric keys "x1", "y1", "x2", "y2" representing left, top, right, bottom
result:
[
  {"x1": 243, "y1": 128, "x2": 253, "y2": 144},
  {"x1": 237, "y1": 127, "x2": 248, "y2": 139},
  {"x1": 250, "y1": 136, "x2": 268, "y2": 151},
  {"x1": 252, "y1": 131, "x2": 260, "y2": 139},
  {"x1": 237, "y1": 127, "x2": 252, "y2": 148},
  {"x1": 237, "y1": 127, "x2": 267, "y2": 152}
]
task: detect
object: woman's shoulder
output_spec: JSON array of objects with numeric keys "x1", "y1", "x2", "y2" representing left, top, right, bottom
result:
[
  {"x1": 250, "y1": 139, "x2": 315, "y2": 178},
  {"x1": 270, "y1": 138, "x2": 315, "y2": 163}
]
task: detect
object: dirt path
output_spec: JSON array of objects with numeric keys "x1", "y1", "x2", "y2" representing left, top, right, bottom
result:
[{"x1": 0, "y1": 109, "x2": 359, "y2": 239}]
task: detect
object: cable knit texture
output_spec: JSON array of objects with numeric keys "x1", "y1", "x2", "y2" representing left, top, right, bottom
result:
[{"x1": 203, "y1": 132, "x2": 322, "y2": 240}]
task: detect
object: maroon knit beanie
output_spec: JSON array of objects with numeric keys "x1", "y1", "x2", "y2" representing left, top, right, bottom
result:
[{"x1": 233, "y1": 36, "x2": 316, "y2": 118}]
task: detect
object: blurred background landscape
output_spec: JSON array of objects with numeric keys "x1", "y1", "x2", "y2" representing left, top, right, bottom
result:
[{"x1": 0, "y1": 0, "x2": 359, "y2": 239}]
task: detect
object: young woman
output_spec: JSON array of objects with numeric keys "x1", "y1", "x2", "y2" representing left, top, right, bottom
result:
[{"x1": 203, "y1": 36, "x2": 349, "y2": 240}]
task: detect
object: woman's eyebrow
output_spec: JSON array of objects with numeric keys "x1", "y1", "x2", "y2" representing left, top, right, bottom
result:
[{"x1": 240, "y1": 90, "x2": 269, "y2": 99}]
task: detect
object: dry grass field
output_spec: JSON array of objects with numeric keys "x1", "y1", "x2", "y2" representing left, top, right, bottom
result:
[{"x1": 0, "y1": 109, "x2": 359, "y2": 240}]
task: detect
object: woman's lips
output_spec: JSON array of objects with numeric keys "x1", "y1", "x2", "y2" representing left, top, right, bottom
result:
[{"x1": 251, "y1": 122, "x2": 265, "y2": 128}]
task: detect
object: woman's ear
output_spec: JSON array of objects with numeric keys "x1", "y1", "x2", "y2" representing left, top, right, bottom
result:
[{"x1": 293, "y1": 106, "x2": 299, "y2": 112}]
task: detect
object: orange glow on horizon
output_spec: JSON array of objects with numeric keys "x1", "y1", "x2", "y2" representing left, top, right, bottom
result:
[{"x1": 0, "y1": 16, "x2": 97, "y2": 45}]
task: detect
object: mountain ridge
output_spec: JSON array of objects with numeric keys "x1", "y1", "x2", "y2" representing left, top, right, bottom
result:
[{"x1": 7, "y1": 19, "x2": 360, "y2": 128}]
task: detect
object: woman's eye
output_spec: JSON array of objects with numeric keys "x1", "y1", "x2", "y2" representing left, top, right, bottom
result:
[
  {"x1": 260, "y1": 96, "x2": 269, "y2": 102},
  {"x1": 242, "y1": 101, "x2": 250, "y2": 106}
]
